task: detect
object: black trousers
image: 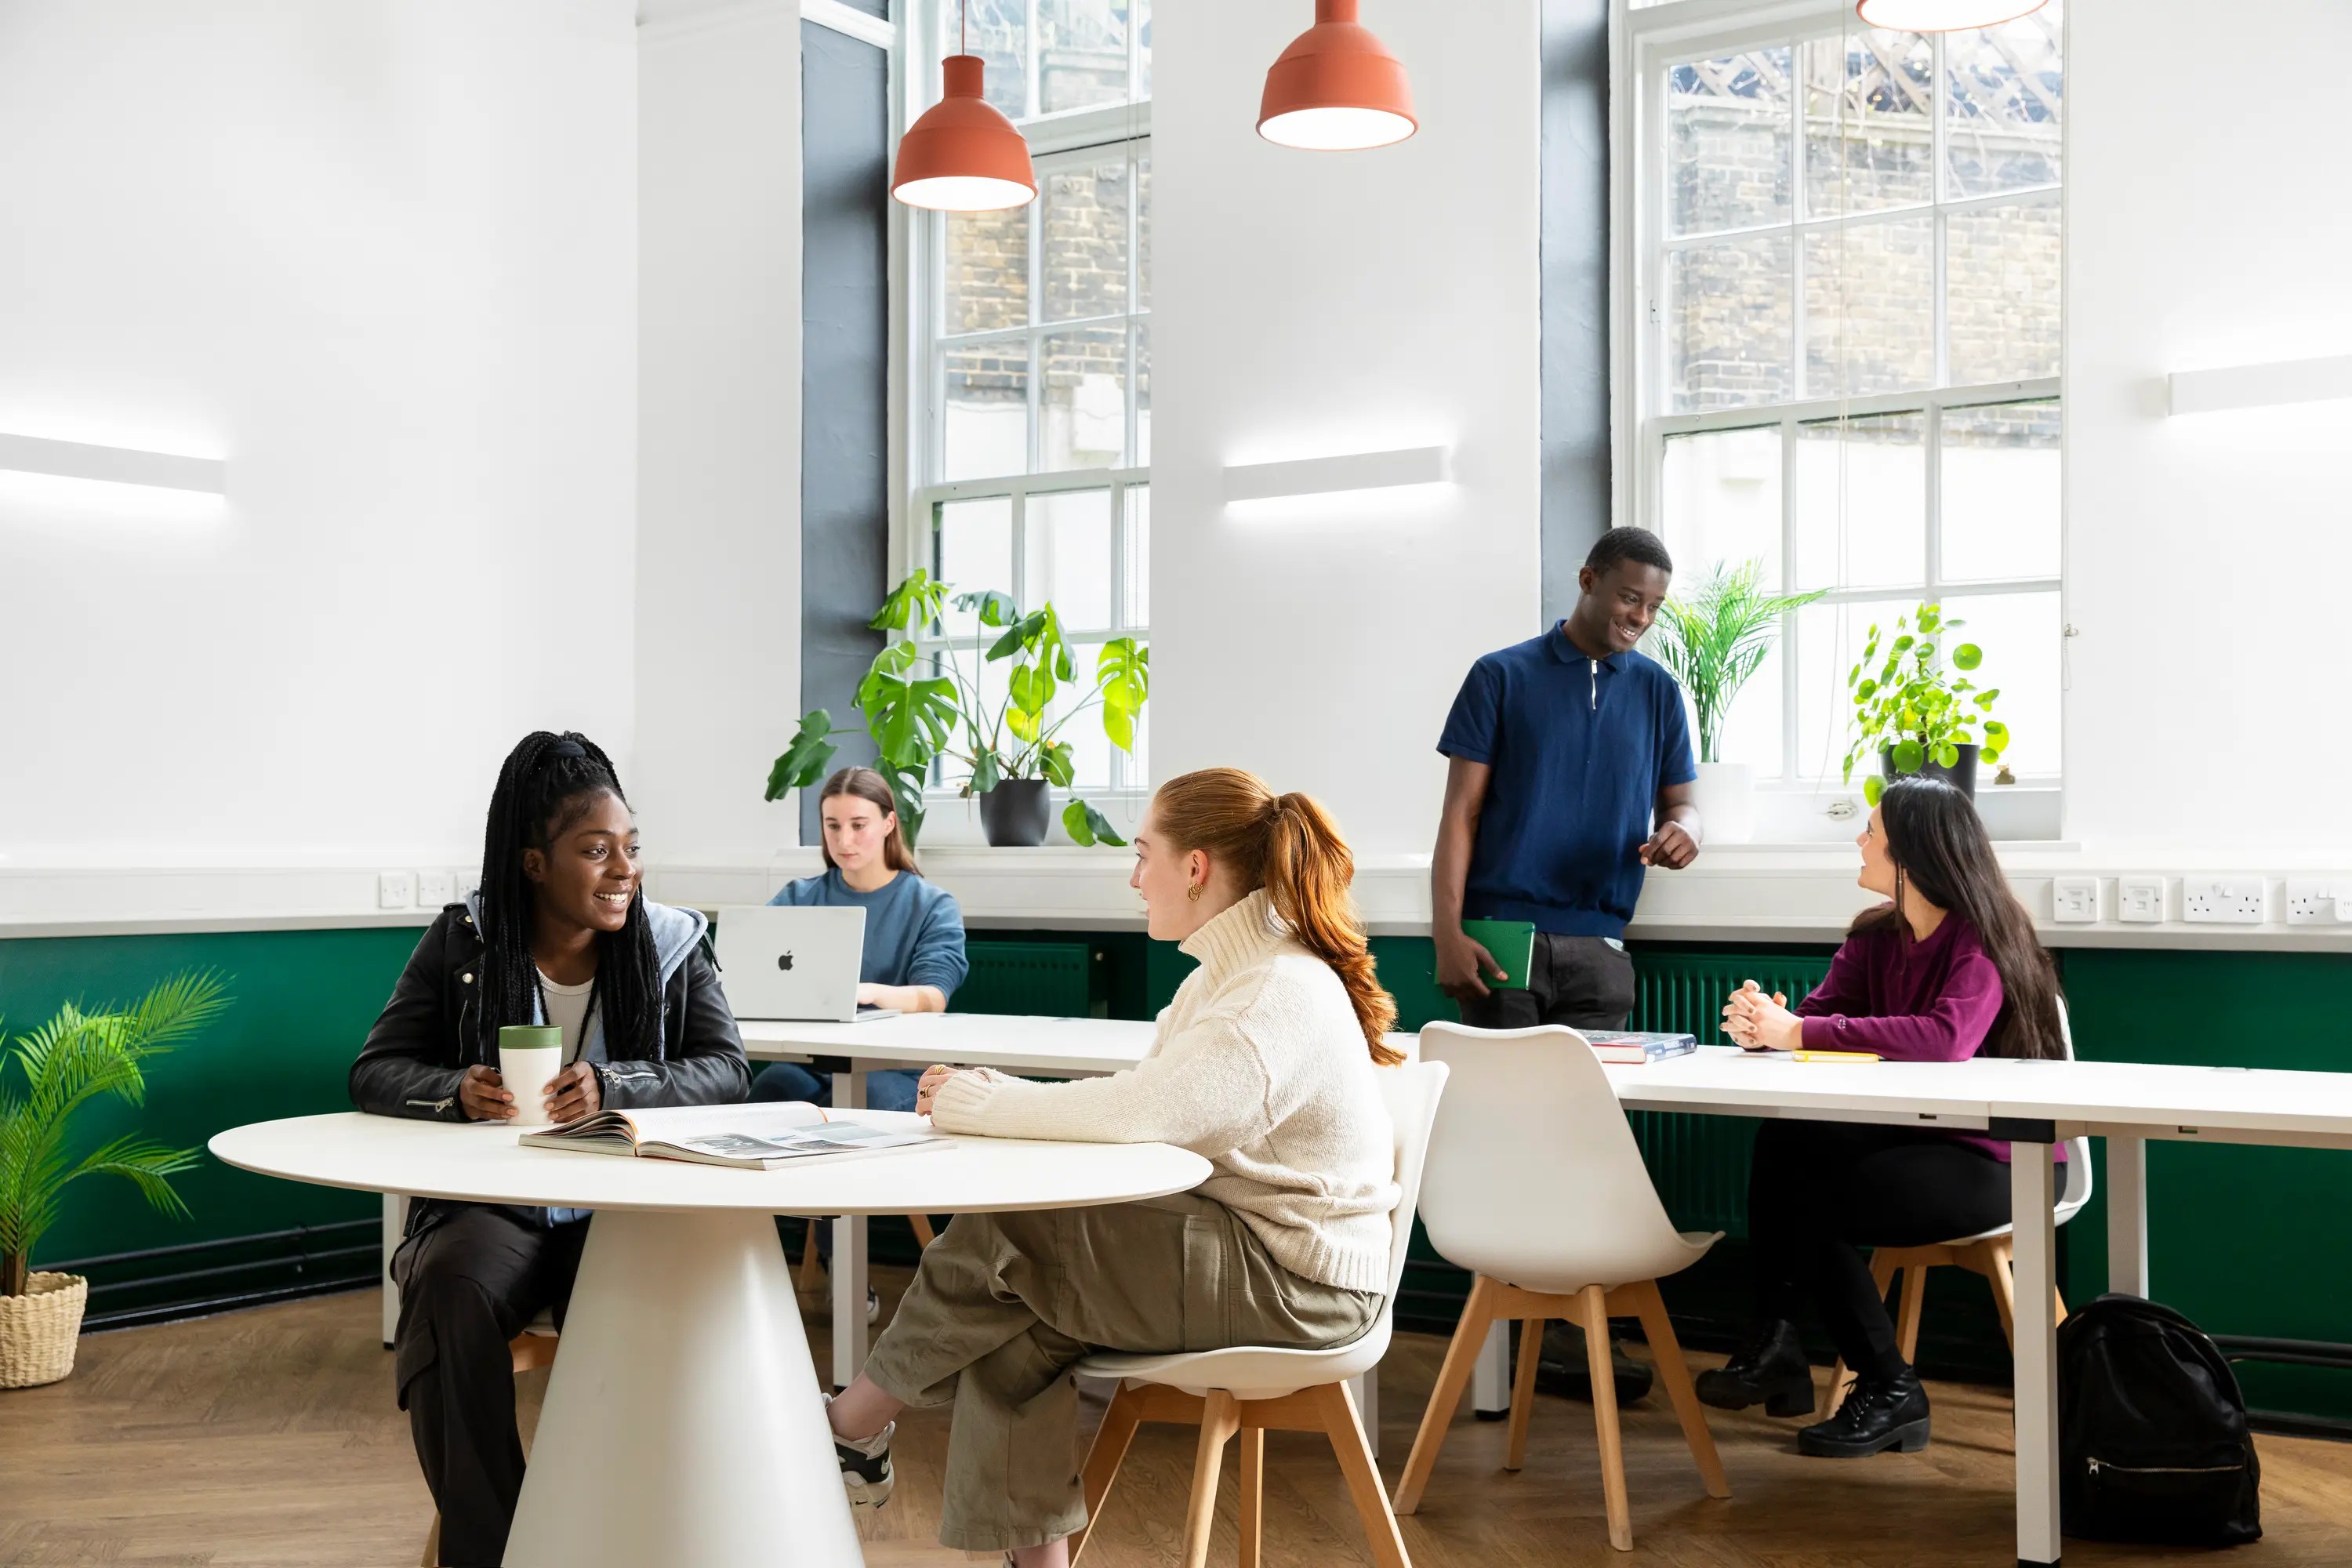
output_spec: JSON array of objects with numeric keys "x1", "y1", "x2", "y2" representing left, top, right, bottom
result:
[
  {"x1": 393, "y1": 1205, "x2": 590, "y2": 1568},
  {"x1": 1747, "y1": 1120, "x2": 2013, "y2": 1381},
  {"x1": 1457, "y1": 933, "x2": 1636, "y2": 1032}
]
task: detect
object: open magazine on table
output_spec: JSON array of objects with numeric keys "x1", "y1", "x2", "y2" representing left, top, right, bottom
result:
[
  {"x1": 1584, "y1": 1031, "x2": 1699, "y2": 1065},
  {"x1": 518, "y1": 1101, "x2": 945, "y2": 1169}
]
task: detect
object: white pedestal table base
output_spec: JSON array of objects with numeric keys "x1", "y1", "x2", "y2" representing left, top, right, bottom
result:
[{"x1": 504, "y1": 1208, "x2": 863, "y2": 1568}]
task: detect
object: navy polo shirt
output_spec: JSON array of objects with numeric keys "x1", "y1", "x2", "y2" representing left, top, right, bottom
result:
[{"x1": 1437, "y1": 624, "x2": 1696, "y2": 938}]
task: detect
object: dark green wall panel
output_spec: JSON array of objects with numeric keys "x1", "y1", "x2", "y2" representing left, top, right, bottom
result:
[{"x1": 0, "y1": 926, "x2": 421, "y2": 1317}]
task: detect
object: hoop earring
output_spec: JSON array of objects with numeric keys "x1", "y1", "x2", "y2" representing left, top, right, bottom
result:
[{"x1": 1186, "y1": 881, "x2": 1203, "y2": 902}]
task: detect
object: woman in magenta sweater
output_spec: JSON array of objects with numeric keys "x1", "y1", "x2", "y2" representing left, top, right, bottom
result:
[{"x1": 1693, "y1": 775, "x2": 2067, "y2": 1459}]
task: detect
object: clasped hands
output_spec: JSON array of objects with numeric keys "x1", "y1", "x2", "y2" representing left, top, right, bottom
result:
[
  {"x1": 1722, "y1": 980, "x2": 1802, "y2": 1053},
  {"x1": 458, "y1": 1062, "x2": 601, "y2": 1123}
]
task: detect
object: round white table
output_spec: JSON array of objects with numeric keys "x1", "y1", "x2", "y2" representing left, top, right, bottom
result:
[{"x1": 210, "y1": 1111, "x2": 1210, "y2": 1568}]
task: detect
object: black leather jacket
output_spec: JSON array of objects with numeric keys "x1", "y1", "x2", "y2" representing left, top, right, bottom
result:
[{"x1": 351, "y1": 903, "x2": 750, "y2": 1236}]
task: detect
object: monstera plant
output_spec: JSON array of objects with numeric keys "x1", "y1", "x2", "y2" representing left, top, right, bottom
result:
[{"x1": 766, "y1": 570, "x2": 1149, "y2": 848}]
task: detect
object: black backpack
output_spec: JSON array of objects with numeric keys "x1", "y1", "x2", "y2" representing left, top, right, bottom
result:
[{"x1": 2059, "y1": 1293, "x2": 2261, "y2": 1547}]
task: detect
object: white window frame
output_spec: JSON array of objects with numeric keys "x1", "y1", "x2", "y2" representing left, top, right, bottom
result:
[
  {"x1": 1611, "y1": 0, "x2": 2067, "y2": 807},
  {"x1": 898, "y1": 0, "x2": 1153, "y2": 807}
]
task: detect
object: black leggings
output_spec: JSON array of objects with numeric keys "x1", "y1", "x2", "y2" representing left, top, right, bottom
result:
[{"x1": 1747, "y1": 1120, "x2": 2011, "y2": 1381}]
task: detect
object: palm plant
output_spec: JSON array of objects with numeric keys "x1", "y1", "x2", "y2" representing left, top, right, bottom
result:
[
  {"x1": 0, "y1": 972, "x2": 230, "y2": 1298},
  {"x1": 1650, "y1": 560, "x2": 1824, "y2": 764}
]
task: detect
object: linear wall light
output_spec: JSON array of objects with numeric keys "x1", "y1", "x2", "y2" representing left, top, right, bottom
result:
[
  {"x1": 2169, "y1": 354, "x2": 2352, "y2": 417},
  {"x1": 1223, "y1": 445, "x2": 1450, "y2": 504},
  {"x1": 0, "y1": 433, "x2": 228, "y2": 495}
]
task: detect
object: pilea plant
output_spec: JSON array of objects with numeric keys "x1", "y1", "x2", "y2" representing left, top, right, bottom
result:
[
  {"x1": 766, "y1": 570, "x2": 1149, "y2": 847},
  {"x1": 1842, "y1": 601, "x2": 2009, "y2": 805}
]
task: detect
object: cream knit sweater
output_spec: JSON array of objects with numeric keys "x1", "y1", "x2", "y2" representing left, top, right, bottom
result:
[{"x1": 928, "y1": 888, "x2": 1400, "y2": 1293}]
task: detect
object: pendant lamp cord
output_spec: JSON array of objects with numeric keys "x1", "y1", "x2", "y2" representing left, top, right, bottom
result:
[{"x1": 960, "y1": 0, "x2": 967, "y2": 57}]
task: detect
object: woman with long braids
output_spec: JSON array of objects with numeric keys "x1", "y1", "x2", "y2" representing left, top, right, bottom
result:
[
  {"x1": 1694, "y1": 774, "x2": 2067, "y2": 1460},
  {"x1": 350, "y1": 731, "x2": 748, "y2": 1567},
  {"x1": 820, "y1": 768, "x2": 1401, "y2": 1568}
]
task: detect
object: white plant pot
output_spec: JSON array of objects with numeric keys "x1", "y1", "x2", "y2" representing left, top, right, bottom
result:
[{"x1": 1691, "y1": 761, "x2": 1756, "y2": 845}]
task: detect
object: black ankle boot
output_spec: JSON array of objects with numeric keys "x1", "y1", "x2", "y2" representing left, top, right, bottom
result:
[
  {"x1": 1694, "y1": 1319, "x2": 1814, "y2": 1416},
  {"x1": 1797, "y1": 1365, "x2": 1931, "y2": 1457}
]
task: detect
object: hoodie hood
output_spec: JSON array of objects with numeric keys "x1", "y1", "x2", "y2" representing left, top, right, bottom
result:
[{"x1": 462, "y1": 889, "x2": 708, "y2": 989}]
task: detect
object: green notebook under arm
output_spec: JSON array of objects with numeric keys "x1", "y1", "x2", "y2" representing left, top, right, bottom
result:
[{"x1": 1457, "y1": 918, "x2": 1536, "y2": 990}]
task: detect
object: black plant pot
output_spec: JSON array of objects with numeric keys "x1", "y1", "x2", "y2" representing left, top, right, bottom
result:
[
  {"x1": 1881, "y1": 742, "x2": 1979, "y2": 800},
  {"x1": 977, "y1": 779, "x2": 1053, "y2": 847}
]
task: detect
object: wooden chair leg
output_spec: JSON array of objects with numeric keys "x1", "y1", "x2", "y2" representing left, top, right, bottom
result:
[
  {"x1": 1393, "y1": 1272, "x2": 1499, "y2": 1514},
  {"x1": 1238, "y1": 1425, "x2": 1265, "y2": 1568},
  {"x1": 1315, "y1": 1380, "x2": 1411, "y2": 1568},
  {"x1": 797, "y1": 1221, "x2": 827, "y2": 1294},
  {"x1": 1504, "y1": 1316, "x2": 1544, "y2": 1472},
  {"x1": 909, "y1": 1213, "x2": 937, "y2": 1247},
  {"x1": 1826, "y1": 1249, "x2": 1903, "y2": 1417},
  {"x1": 2053, "y1": 1284, "x2": 2069, "y2": 1330},
  {"x1": 1628, "y1": 1279, "x2": 1729, "y2": 1501},
  {"x1": 1983, "y1": 1239, "x2": 2018, "y2": 1349},
  {"x1": 1181, "y1": 1390, "x2": 1241, "y2": 1568},
  {"x1": 1066, "y1": 1382, "x2": 1146, "y2": 1566},
  {"x1": 420, "y1": 1515, "x2": 440, "y2": 1568},
  {"x1": 1896, "y1": 1259, "x2": 1929, "y2": 1362},
  {"x1": 1577, "y1": 1283, "x2": 1633, "y2": 1552}
]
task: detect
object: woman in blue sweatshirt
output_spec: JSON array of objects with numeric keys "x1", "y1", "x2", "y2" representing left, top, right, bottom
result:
[{"x1": 747, "y1": 767, "x2": 968, "y2": 1114}]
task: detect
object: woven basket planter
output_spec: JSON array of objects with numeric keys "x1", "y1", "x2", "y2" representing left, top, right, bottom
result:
[{"x1": 0, "y1": 1272, "x2": 89, "y2": 1388}]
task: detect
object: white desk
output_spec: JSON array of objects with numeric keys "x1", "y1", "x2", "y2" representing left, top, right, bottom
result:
[
  {"x1": 218, "y1": 1111, "x2": 1207, "y2": 1568},
  {"x1": 1592, "y1": 1046, "x2": 2352, "y2": 1568},
  {"x1": 739, "y1": 1013, "x2": 1159, "y2": 1388}
]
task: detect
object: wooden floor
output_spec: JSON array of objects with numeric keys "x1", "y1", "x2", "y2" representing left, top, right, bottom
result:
[{"x1": 6, "y1": 1276, "x2": 2352, "y2": 1566}]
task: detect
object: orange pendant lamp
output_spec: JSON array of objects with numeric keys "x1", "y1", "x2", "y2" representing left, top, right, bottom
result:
[
  {"x1": 892, "y1": 1, "x2": 1036, "y2": 212},
  {"x1": 1854, "y1": 0, "x2": 2047, "y2": 30},
  {"x1": 1258, "y1": 0, "x2": 1417, "y2": 152}
]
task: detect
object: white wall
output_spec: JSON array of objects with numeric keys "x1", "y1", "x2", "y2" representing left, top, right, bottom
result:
[
  {"x1": 1149, "y1": 0, "x2": 1544, "y2": 855},
  {"x1": 0, "y1": 1, "x2": 638, "y2": 869},
  {"x1": 634, "y1": 0, "x2": 804, "y2": 865},
  {"x1": 2063, "y1": 0, "x2": 2352, "y2": 854}
]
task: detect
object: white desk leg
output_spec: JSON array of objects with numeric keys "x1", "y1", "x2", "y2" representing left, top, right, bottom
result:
[
  {"x1": 2013, "y1": 1142, "x2": 2063, "y2": 1568},
  {"x1": 382, "y1": 1194, "x2": 404, "y2": 1348},
  {"x1": 2107, "y1": 1133, "x2": 2150, "y2": 1299},
  {"x1": 1350, "y1": 1367, "x2": 1380, "y2": 1458},
  {"x1": 1472, "y1": 1318, "x2": 1512, "y2": 1417},
  {"x1": 830, "y1": 1065, "x2": 869, "y2": 1391},
  {"x1": 506, "y1": 1209, "x2": 863, "y2": 1568}
]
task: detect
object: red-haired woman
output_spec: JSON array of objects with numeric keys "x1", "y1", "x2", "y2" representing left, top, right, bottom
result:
[{"x1": 822, "y1": 767, "x2": 1403, "y2": 1568}]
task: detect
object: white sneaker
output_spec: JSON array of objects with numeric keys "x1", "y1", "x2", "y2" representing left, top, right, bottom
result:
[{"x1": 825, "y1": 1393, "x2": 895, "y2": 1510}]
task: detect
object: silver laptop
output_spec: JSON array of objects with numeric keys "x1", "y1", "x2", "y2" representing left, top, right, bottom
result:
[{"x1": 716, "y1": 906, "x2": 895, "y2": 1022}]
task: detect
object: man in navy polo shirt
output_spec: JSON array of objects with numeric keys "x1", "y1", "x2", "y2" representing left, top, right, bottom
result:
[{"x1": 1433, "y1": 526, "x2": 1701, "y2": 1030}]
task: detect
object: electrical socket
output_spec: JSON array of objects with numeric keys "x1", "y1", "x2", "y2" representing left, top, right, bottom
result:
[
  {"x1": 2285, "y1": 878, "x2": 2348, "y2": 924},
  {"x1": 2051, "y1": 877, "x2": 2100, "y2": 923},
  {"x1": 377, "y1": 871, "x2": 416, "y2": 909},
  {"x1": 2182, "y1": 877, "x2": 2266, "y2": 924},
  {"x1": 416, "y1": 870, "x2": 455, "y2": 909},
  {"x1": 2118, "y1": 877, "x2": 2165, "y2": 924}
]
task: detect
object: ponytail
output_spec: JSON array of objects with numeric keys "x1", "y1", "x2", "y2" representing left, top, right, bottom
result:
[{"x1": 1151, "y1": 768, "x2": 1402, "y2": 1065}]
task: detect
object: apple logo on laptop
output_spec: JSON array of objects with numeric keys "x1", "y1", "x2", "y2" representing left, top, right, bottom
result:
[{"x1": 778, "y1": 951, "x2": 794, "y2": 971}]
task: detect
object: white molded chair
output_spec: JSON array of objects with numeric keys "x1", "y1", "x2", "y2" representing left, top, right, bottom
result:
[
  {"x1": 1065, "y1": 1060, "x2": 1449, "y2": 1568},
  {"x1": 1822, "y1": 997, "x2": 2095, "y2": 1415},
  {"x1": 1393, "y1": 1024, "x2": 1729, "y2": 1553}
]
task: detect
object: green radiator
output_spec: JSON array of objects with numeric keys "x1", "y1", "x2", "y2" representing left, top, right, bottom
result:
[
  {"x1": 1626, "y1": 949, "x2": 1834, "y2": 1239},
  {"x1": 953, "y1": 940, "x2": 1094, "y2": 1018}
]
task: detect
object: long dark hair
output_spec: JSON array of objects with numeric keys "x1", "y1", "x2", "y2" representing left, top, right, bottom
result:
[
  {"x1": 476, "y1": 731, "x2": 664, "y2": 1062},
  {"x1": 1856, "y1": 775, "x2": 2064, "y2": 1060},
  {"x1": 818, "y1": 766, "x2": 920, "y2": 876}
]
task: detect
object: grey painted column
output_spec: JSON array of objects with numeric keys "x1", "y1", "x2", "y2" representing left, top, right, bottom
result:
[
  {"x1": 1541, "y1": 0, "x2": 1612, "y2": 627},
  {"x1": 800, "y1": 23, "x2": 891, "y2": 842}
]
